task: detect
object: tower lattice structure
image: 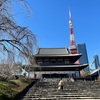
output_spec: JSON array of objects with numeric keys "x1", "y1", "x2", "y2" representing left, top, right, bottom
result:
[
  {"x1": 69, "y1": 10, "x2": 80, "y2": 65},
  {"x1": 69, "y1": 10, "x2": 77, "y2": 54}
]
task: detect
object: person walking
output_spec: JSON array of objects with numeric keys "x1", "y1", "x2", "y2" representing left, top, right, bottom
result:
[{"x1": 58, "y1": 78, "x2": 64, "y2": 90}]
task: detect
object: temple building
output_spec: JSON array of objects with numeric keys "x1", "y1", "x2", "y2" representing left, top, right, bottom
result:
[{"x1": 29, "y1": 48, "x2": 88, "y2": 78}]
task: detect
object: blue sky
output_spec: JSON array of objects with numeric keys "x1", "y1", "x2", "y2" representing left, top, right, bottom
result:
[{"x1": 13, "y1": 0, "x2": 100, "y2": 68}]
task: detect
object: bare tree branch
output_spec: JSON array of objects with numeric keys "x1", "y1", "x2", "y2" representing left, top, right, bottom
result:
[{"x1": 0, "y1": 0, "x2": 38, "y2": 64}]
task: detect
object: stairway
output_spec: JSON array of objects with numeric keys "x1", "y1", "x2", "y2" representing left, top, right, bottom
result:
[{"x1": 18, "y1": 78, "x2": 100, "y2": 100}]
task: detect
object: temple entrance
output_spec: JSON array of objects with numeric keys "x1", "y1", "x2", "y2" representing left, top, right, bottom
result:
[{"x1": 42, "y1": 73, "x2": 69, "y2": 78}]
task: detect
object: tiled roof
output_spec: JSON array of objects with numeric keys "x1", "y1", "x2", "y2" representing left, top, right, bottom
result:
[
  {"x1": 28, "y1": 64, "x2": 88, "y2": 71},
  {"x1": 37, "y1": 48, "x2": 69, "y2": 55}
]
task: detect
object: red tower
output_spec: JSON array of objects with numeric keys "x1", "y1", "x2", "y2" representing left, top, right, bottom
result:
[
  {"x1": 69, "y1": 9, "x2": 77, "y2": 54},
  {"x1": 69, "y1": 9, "x2": 81, "y2": 65}
]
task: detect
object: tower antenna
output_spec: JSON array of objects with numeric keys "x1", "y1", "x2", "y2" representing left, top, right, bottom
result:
[{"x1": 69, "y1": 7, "x2": 71, "y2": 18}]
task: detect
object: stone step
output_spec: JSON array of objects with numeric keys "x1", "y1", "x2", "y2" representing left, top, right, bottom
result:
[
  {"x1": 22, "y1": 95, "x2": 92, "y2": 98},
  {"x1": 22, "y1": 98, "x2": 56, "y2": 100},
  {"x1": 33, "y1": 91, "x2": 84, "y2": 95},
  {"x1": 18, "y1": 80, "x2": 100, "y2": 100},
  {"x1": 21, "y1": 96, "x2": 100, "y2": 100},
  {"x1": 22, "y1": 94, "x2": 100, "y2": 98},
  {"x1": 57, "y1": 97, "x2": 100, "y2": 99}
]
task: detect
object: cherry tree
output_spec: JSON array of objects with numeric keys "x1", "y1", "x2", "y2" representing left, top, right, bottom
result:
[{"x1": 0, "y1": 0, "x2": 38, "y2": 77}]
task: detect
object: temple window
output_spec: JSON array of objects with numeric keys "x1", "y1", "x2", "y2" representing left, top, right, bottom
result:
[
  {"x1": 37, "y1": 58, "x2": 43, "y2": 64},
  {"x1": 37, "y1": 61, "x2": 43, "y2": 64},
  {"x1": 50, "y1": 58, "x2": 56, "y2": 64},
  {"x1": 57, "y1": 58, "x2": 63, "y2": 63},
  {"x1": 64, "y1": 59, "x2": 70, "y2": 64},
  {"x1": 65, "y1": 60, "x2": 70, "y2": 64}
]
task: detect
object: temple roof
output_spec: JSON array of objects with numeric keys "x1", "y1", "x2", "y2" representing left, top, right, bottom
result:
[
  {"x1": 37, "y1": 48, "x2": 69, "y2": 55},
  {"x1": 35, "y1": 48, "x2": 82, "y2": 57},
  {"x1": 35, "y1": 48, "x2": 82, "y2": 63},
  {"x1": 27, "y1": 64, "x2": 88, "y2": 71}
]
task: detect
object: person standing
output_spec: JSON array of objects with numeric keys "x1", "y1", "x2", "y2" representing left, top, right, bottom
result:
[{"x1": 58, "y1": 78, "x2": 64, "y2": 90}]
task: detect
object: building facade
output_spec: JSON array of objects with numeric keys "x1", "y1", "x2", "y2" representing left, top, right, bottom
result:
[
  {"x1": 77, "y1": 43, "x2": 90, "y2": 72},
  {"x1": 30, "y1": 48, "x2": 88, "y2": 78},
  {"x1": 94, "y1": 55, "x2": 100, "y2": 69}
]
